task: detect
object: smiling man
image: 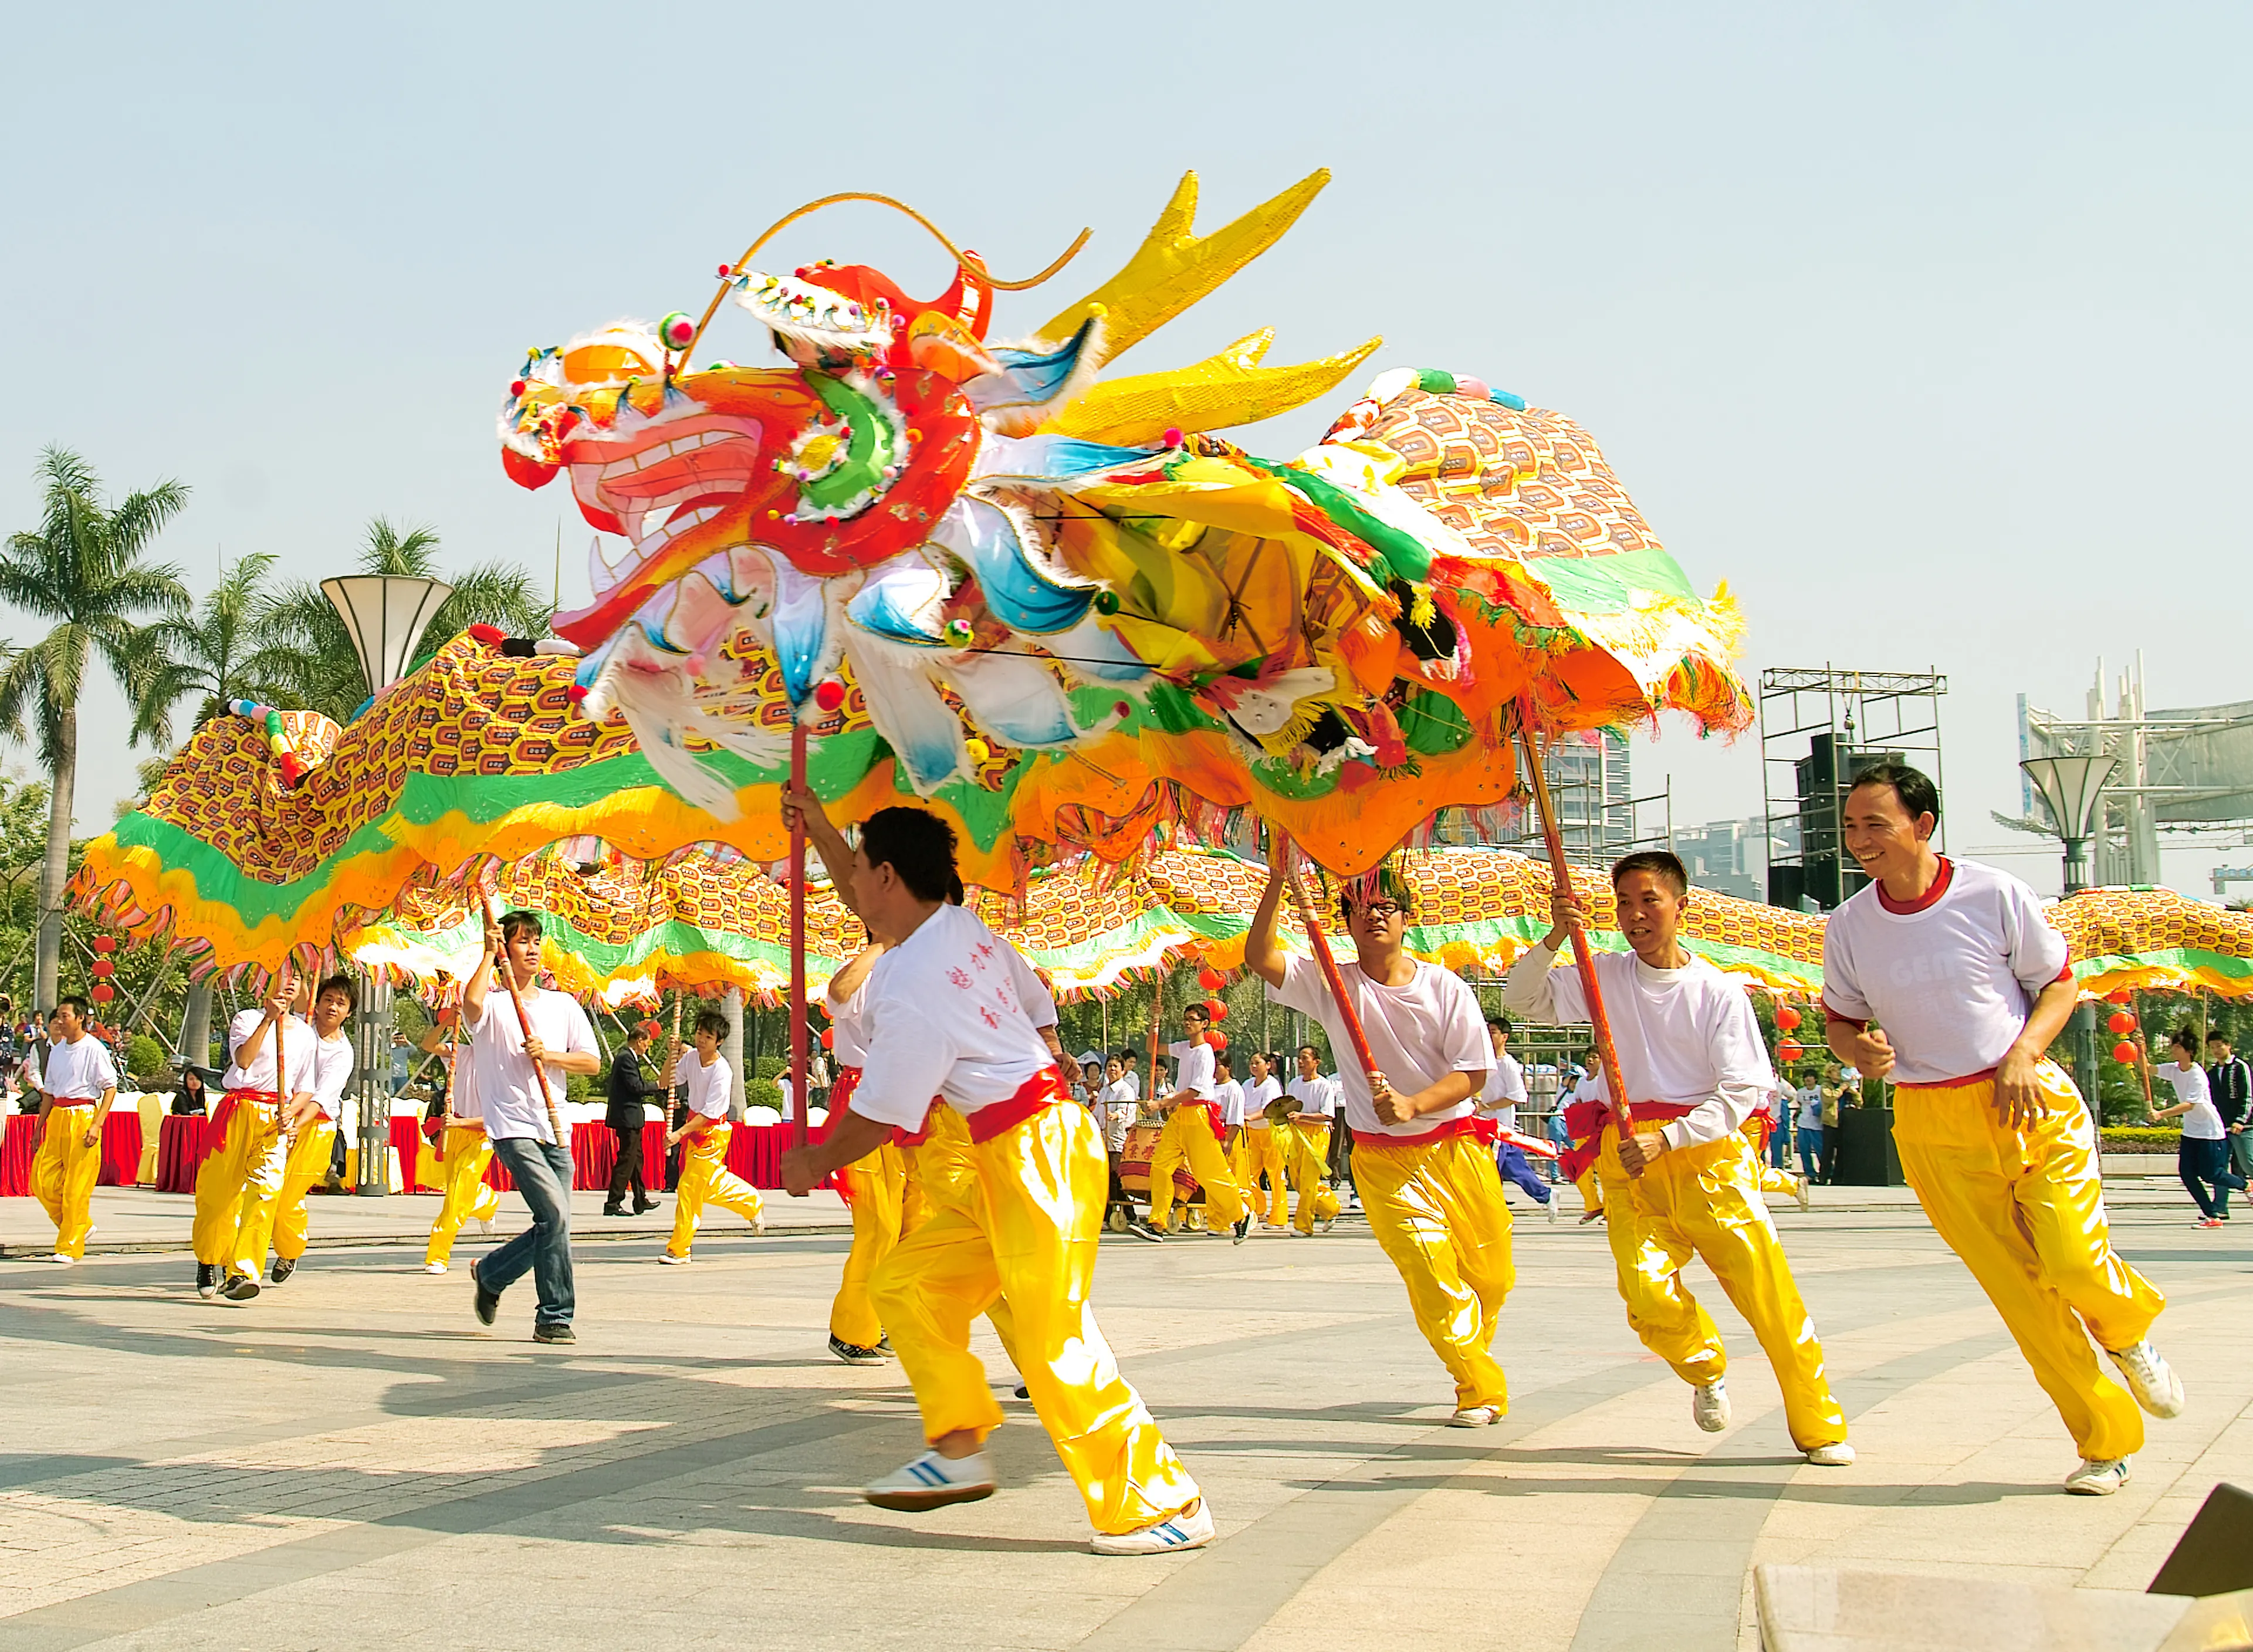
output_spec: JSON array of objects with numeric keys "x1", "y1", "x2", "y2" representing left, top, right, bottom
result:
[
  {"x1": 1506, "y1": 852, "x2": 1850, "y2": 1465},
  {"x1": 1824, "y1": 764, "x2": 2177, "y2": 1496},
  {"x1": 1247, "y1": 858, "x2": 1507, "y2": 1425}
]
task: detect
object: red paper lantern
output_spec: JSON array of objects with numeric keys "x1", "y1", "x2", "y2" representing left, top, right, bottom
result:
[
  {"x1": 92, "y1": 936, "x2": 117, "y2": 954},
  {"x1": 1205, "y1": 998, "x2": 1229, "y2": 1023},
  {"x1": 90, "y1": 959, "x2": 114, "y2": 979},
  {"x1": 1207, "y1": 1031, "x2": 1228, "y2": 1052},
  {"x1": 1775, "y1": 1004, "x2": 1802, "y2": 1032},
  {"x1": 1197, "y1": 965, "x2": 1225, "y2": 991},
  {"x1": 88, "y1": 983, "x2": 114, "y2": 1004},
  {"x1": 2106, "y1": 989, "x2": 2133, "y2": 1006},
  {"x1": 2113, "y1": 1040, "x2": 2139, "y2": 1064},
  {"x1": 820, "y1": 1027, "x2": 834, "y2": 1048},
  {"x1": 2105, "y1": 1010, "x2": 2134, "y2": 1035},
  {"x1": 1776, "y1": 1039, "x2": 1803, "y2": 1063}
]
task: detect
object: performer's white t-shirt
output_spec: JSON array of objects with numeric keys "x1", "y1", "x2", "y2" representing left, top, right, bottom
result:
[
  {"x1": 309, "y1": 1033, "x2": 354, "y2": 1120},
  {"x1": 1504, "y1": 945, "x2": 1772, "y2": 1150},
  {"x1": 1477, "y1": 1051, "x2": 1527, "y2": 1133},
  {"x1": 42, "y1": 1035, "x2": 117, "y2": 1101},
  {"x1": 467, "y1": 986, "x2": 598, "y2": 1144},
  {"x1": 1822, "y1": 857, "x2": 2071, "y2": 1087},
  {"x1": 446, "y1": 1041, "x2": 481, "y2": 1122},
  {"x1": 681, "y1": 1052, "x2": 734, "y2": 1122},
  {"x1": 1168, "y1": 1038, "x2": 1217, "y2": 1100},
  {"x1": 852, "y1": 905, "x2": 1058, "y2": 1132},
  {"x1": 1244, "y1": 1075, "x2": 1283, "y2": 1129},
  {"x1": 1285, "y1": 1072, "x2": 1337, "y2": 1118},
  {"x1": 2159, "y1": 1061, "x2": 2222, "y2": 1139},
  {"x1": 1268, "y1": 954, "x2": 1487, "y2": 1137},
  {"x1": 222, "y1": 1009, "x2": 319, "y2": 1096},
  {"x1": 1216, "y1": 1076, "x2": 1246, "y2": 1127},
  {"x1": 828, "y1": 976, "x2": 872, "y2": 1068}
]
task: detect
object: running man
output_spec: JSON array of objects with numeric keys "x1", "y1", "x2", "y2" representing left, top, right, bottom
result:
[
  {"x1": 1506, "y1": 852, "x2": 1851, "y2": 1465},
  {"x1": 1239, "y1": 1050, "x2": 1288, "y2": 1227},
  {"x1": 1145, "y1": 1003, "x2": 1249, "y2": 1240},
  {"x1": 1824, "y1": 763, "x2": 2178, "y2": 1495},
  {"x1": 193, "y1": 976, "x2": 317, "y2": 1300},
  {"x1": 28, "y1": 996, "x2": 118, "y2": 1264},
  {"x1": 1249, "y1": 860, "x2": 1507, "y2": 1423},
  {"x1": 660, "y1": 1010, "x2": 766, "y2": 1262},
  {"x1": 1283, "y1": 1045, "x2": 1341, "y2": 1235},
  {"x1": 779, "y1": 804, "x2": 1211, "y2": 1555},
  {"x1": 225, "y1": 974, "x2": 357, "y2": 1298}
]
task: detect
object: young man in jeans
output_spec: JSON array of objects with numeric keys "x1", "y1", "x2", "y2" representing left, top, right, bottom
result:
[
  {"x1": 2207, "y1": 1031, "x2": 2252, "y2": 1183},
  {"x1": 464, "y1": 909, "x2": 601, "y2": 1343}
]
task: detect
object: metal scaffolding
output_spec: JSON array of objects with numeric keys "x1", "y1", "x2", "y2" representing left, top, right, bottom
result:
[{"x1": 1760, "y1": 666, "x2": 1948, "y2": 910}]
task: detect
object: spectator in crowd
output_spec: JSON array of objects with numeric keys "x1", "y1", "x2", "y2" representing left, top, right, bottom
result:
[
  {"x1": 808, "y1": 1047, "x2": 830, "y2": 1112},
  {"x1": 2205, "y1": 1030, "x2": 2251, "y2": 1183},
  {"x1": 1117, "y1": 1048, "x2": 1144, "y2": 1109},
  {"x1": 2145, "y1": 1026, "x2": 2248, "y2": 1227},
  {"x1": 1795, "y1": 1075, "x2": 1826, "y2": 1183},
  {"x1": 604, "y1": 1025, "x2": 661, "y2": 1217},
  {"x1": 173, "y1": 1067, "x2": 211, "y2": 1116},
  {"x1": 390, "y1": 1030, "x2": 413, "y2": 1095},
  {"x1": 1098, "y1": 1054, "x2": 1161, "y2": 1242}
]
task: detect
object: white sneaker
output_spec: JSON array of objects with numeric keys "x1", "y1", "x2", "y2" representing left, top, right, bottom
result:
[
  {"x1": 1545, "y1": 1199, "x2": 1558, "y2": 1223},
  {"x1": 1796, "y1": 1176, "x2": 1812, "y2": 1212},
  {"x1": 1091, "y1": 1497, "x2": 1215, "y2": 1556},
  {"x1": 753, "y1": 1213, "x2": 766, "y2": 1237},
  {"x1": 862, "y1": 1449, "x2": 996, "y2": 1511},
  {"x1": 1693, "y1": 1377, "x2": 1731, "y2": 1433},
  {"x1": 1805, "y1": 1442, "x2": 1856, "y2": 1467},
  {"x1": 46, "y1": 1252, "x2": 76, "y2": 1265},
  {"x1": 2105, "y1": 1341, "x2": 2186, "y2": 1419},
  {"x1": 476, "y1": 1218, "x2": 493, "y2": 1236},
  {"x1": 422, "y1": 1261, "x2": 448, "y2": 1275},
  {"x1": 1449, "y1": 1405, "x2": 1502, "y2": 1427},
  {"x1": 2065, "y1": 1456, "x2": 2132, "y2": 1496},
  {"x1": 658, "y1": 1252, "x2": 691, "y2": 1266}
]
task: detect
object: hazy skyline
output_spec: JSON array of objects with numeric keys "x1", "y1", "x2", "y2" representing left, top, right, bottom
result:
[{"x1": 6, "y1": 2, "x2": 2247, "y2": 897}]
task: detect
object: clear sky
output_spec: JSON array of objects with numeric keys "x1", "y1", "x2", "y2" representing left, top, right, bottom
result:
[{"x1": 5, "y1": 2, "x2": 2247, "y2": 895}]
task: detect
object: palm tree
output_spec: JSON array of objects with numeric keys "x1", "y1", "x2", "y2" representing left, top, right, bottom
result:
[
  {"x1": 0, "y1": 446, "x2": 190, "y2": 1012},
  {"x1": 139, "y1": 551, "x2": 300, "y2": 736},
  {"x1": 259, "y1": 518, "x2": 553, "y2": 723}
]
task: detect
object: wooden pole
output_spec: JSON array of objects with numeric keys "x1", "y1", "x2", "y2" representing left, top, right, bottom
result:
[
  {"x1": 1276, "y1": 839, "x2": 1380, "y2": 1084},
  {"x1": 487, "y1": 897, "x2": 566, "y2": 1146},
  {"x1": 789, "y1": 721, "x2": 810, "y2": 1148},
  {"x1": 1514, "y1": 706, "x2": 1635, "y2": 1135}
]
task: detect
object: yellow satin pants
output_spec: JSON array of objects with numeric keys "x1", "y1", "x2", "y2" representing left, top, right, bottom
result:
[
  {"x1": 1236, "y1": 1124, "x2": 1288, "y2": 1225},
  {"x1": 667, "y1": 1123, "x2": 764, "y2": 1257},
  {"x1": 1286, "y1": 1122, "x2": 1341, "y2": 1233},
  {"x1": 1596, "y1": 1128, "x2": 1845, "y2": 1450},
  {"x1": 426, "y1": 1126, "x2": 503, "y2": 1265},
  {"x1": 1741, "y1": 1119, "x2": 1802, "y2": 1197},
  {"x1": 192, "y1": 1102, "x2": 279, "y2": 1266},
  {"x1": 871, "y1": 1100, "x2": 1199, "y2": 1535},
  {"x1": 31, "y1": 1105, "x2": 101, "y2": 1258},
  {"x1": 1353, "y1": 1132, "x2": 1514, "y2": 1410},
  {"x1": 901, "y1": 1111, "x2": 1021, "y2": 1360},
  {"x1": 233, "y1": 1119, "x2": 337, "y2": 1279},
  {"x1": 1895, "y1": 1062, "x2": 2165, "y2": 1461},
  {"x1": 1146, "y1": 1106, "x2": 1246, "y2": 1230},
  {"x1": 832, "y1": 1139, "x2": 906, "y2": 1348}
]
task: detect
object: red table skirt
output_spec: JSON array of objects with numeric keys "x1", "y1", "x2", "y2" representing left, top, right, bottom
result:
[
  {"x1": 157, "y1": 1114, "x2": 214, "y2": 1192},
  {"x1": 2, "y1": 1111, "x2": 145, "y2": 1195},
  {"x1": 569, "y1": 1120, "x2": 668, "y2": 1193},
  {"x1": 485, "y1": 1119, "x2": 833, "y2": 1192}
]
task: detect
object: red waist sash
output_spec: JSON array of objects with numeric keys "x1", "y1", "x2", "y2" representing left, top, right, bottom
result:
[
  {"x1": 211, "y1": 1088, "x2": 282, "y2": 1133},
  {"x1": 1358, "y1": 1114, "x2": 1481, "y2": 1149},
  {"x1": 967, "y1": 1068, "x2": 1069, "y2": 1145},
  {"x1": 1182, "y1": 1099, "x2": 1224, "y2": 1139},
  {"x1": 1556, "y1": 1099, "x2": 1697, "y2": 1181}
]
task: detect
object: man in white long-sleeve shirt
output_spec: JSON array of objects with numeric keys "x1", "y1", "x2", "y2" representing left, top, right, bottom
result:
[{"x1": 1505, "y1": 850, "x2": 1850, "y2": 1464}]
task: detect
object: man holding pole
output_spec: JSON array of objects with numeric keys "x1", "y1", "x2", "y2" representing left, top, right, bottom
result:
[
  {"x1": 423, "y1": 1008, "x2": 502, "y2": 1274},
  {"x1": 1507, "y1": 852, "x2": 1851, "y2": 1463},
  {"x1": 779, "y1": 803, "x2": 1211, "y2": 1555},
  {"x1": 192, "y1": 976, "x2": 316, "y2": 1300},
  {"x1": 1145, "y1": 1003, "x2": 1250, "y2": 1240},
  {"x1": 659, "y1": 1009, "x2": 766, "y2": 1262},
  {"x1": 28, "y1": 996, "x2": 118, "y2": 1264},
  {"x1": 464, "y1": 909, "x2": 600, "y2": 1343},
  {"x1": 1824, "y1": 764, "x2": 2178, "y2": 1496},
  {"x1": 1247, "y1": 859, "x2": 1508, "y2": 1424},
  {"x1": 1283, "y1": 1044, "x2": 1341, "y2": 1235},
  {"x1": 224, "y1": 974, "x2": 359, "y2": 1298}
]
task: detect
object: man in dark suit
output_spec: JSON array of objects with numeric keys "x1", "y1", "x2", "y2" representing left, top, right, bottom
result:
[{"x1": 605, "y1": 1026, "x2": 660, "y2": 1216}]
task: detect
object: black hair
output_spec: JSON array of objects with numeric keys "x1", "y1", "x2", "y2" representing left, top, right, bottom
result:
[
  {"x1": 1296, "y1": 1043, "x2": 1320, "y2": 1061},
  {"x1": 315, "y1": 973, "x2": 358, "y2": 1013},
  {"x1": 499, "y1": 909, "x2": 545, "y2": 944},
  {"x1": 1847, "y1": 762, "x2": 1941, "y2": 825},
  {"x1": 2208, "y1": 1030, "x2": 2231, "y2": 1046},
  {"x1": 2172, "y1": 1025, "x2": 2201, "y2": 1055},
  {"x1": 695, "y1": 1010, "x2": 730, "y2": 1040},
  {"x1": 627, "y1": 1024, "x2": 654, "y2": 1044},
  {"x1": 1183, "y1": 1003, "x2": 1212, "y2": 1024},
  {"x1": 1612, "y1": 850, "x2": 1690, "y2": 898},
  {"x1": 858, "y1": 807, "x2": 958, "y2": 903},
  {"x1": 1486, "y1": 1015, "x2": 1513, "y2": 1035},
  {"x1": 55, "y1": 994, "x2": 89, "y2": 1020}
]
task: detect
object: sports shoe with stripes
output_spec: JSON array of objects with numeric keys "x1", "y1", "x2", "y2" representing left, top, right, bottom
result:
[
  {"x1": 1091, "y1": 1498, "x2": 1215, "y2": 1556},
  {"x1": 862, "y1": 1450, "x2": 996, "y2": 1511}
]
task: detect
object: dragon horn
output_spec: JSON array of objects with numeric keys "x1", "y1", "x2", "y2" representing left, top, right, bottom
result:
[
  {"x1": 1034, "y1": 169, "x2": 1331, "y2": 363},
  {"x1": 1045, "y1": 328, "x2": 1382, "y2": 446}
]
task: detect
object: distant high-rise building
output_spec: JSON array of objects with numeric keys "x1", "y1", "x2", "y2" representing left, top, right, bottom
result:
[{"x1": 1433, "y1": 727, "x2": 1633, "y2": 859}]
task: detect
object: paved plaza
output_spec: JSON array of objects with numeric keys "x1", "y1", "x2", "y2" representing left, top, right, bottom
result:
[{"x1": 4, "y1": 1186, "x2": 2251, "y2": 1650}]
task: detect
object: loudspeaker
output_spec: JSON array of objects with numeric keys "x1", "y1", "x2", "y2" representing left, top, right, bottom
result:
[{"x1": 2151, "y1": 1484, "x2": 2253, "y2": 1596}]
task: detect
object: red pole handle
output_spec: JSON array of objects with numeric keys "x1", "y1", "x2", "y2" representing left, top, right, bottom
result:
[
  {"x1": 488, "y1": 896, "x2": 566, "y2": 1146},
  {"x1": 789, "y1": 722, "x2": 810, "y2": 1149},
  {"x1": 1514, "y1": 705, "x2": 1634, "y2": 1135},
  {"x1": 1277, "y1": 841, "x2": 1380, "y2": 1084}
]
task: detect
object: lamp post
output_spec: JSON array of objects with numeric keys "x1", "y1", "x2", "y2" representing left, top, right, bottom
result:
[
  {"x1": 324, "y1": 576, "x2": 452, "y2": 1196},
  {"x1": 2021, "y1": 753, "x2": 2119, "y2": 1112}
]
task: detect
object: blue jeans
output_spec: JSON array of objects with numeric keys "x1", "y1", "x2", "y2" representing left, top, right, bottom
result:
[
  {"x1": 1496, "y1": 1142, "x2": 1552, "y2": 1203},
  {"x1": 1796, "y1": 1125, "x2": 1824, "y2": 1181},
  {"x1": 483, "y1": 1137, "x2": 575, "y2": 1325},
  {"x1": 2180, "y1": 1135, "x2": 2247, "y2": 1220},
  {"x1": 1769, "y1": 1122, "x2": 1792, "y2": 1170}
]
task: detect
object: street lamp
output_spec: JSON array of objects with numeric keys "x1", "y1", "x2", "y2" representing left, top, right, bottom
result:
[
  {"x1": 2020, "y1": 754, "x2": 2117, "y2": 896},
  {"x1": 323, "y1": 576, "x2": 453, "y2": 1196},
  {"x1": 2021, "y1": 753, "x2": 2117, "y2": 1118}
]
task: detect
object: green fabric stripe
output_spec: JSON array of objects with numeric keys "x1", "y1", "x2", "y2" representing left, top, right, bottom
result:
[
  {"x1": 1239, "y1": 455, "x2": 1432, "y2": 585},
  {"x1": 2074, "y1": 947, "x2": 2253, "y2": 986}
]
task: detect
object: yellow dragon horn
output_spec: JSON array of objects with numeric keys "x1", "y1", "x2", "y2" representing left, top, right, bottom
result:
[
  {"x1": 1036, "y1": 169, "x2": 1331, "y2": 361},
  {"x1": 1045, "y1": 329, "x2": 1383, "y2": 446}
]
